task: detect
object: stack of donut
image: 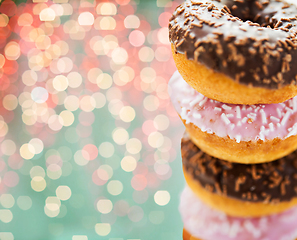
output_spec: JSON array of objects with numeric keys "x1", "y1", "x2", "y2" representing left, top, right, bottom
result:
[{"x1": 168, "y1": 0, "x2": 297, "y2": 239}]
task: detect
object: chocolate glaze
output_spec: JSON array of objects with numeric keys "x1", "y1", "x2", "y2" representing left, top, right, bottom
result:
[
  {"x1": 169, "y1": 0, "x2": 297, "y2": 89},
  {"x1": 182, "y1": 134, "x2": 297, "y2": 203}
]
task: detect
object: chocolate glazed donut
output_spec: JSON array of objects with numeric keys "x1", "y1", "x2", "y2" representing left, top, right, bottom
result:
[
  {"x1": 181, "y1": 134, "x2": 297, "y2": 217},
  {"x1": 182, "y1": 135, "x2": 297, "y2": 204},
  {"x1": 169, "y1": 0, "x2": 297, "y2": 104}
]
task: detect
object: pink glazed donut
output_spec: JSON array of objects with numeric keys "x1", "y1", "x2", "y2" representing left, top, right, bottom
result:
[
  {"x1": 169, "y1": 71, "x2": 297, "y2": 164},
  {"x1": 180, "y1": 186, "x2": 297, "y2": 240}
]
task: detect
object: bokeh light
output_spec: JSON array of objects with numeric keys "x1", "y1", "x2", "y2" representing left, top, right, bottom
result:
[
  {"x1": 17, "y1": 196, "x2": 32, "y2": 210},
  {"x1": 39, "y1": 8, "x2": 56, "y2": 21},
  {"x1": 78, "y1": 12, "x2": 94, "y2": 26},
  {"x1": 107, "y1": 180, "x2": 123, "y2": 196},
  {"x1": 97, "y1": 199, "x2": 113, "y2": 214},
  {"x1": 0, "y1": 0, "x2": 183, "y2": 239},
  {"x1": 56, "y1": 186, "x2": 71, "y2": 201},
  {"x1": 95, "y1": 223, "x2": 111, "y2": 236},
  {"x1": 154, "y1": 190, "x2": 171, "y2": 206},
  {"x1": 0, "y1": 14, "x2": 9, "y2": 27},
  {"x1": 121, "y1": 156, "x2": 137, "y2": 172}
]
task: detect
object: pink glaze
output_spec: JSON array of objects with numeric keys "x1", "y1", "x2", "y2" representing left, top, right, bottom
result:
[
  {"x1": 180, "y1": 186, "x2": 297, "y2": 240},
  {"x1": 169, "y1": 71, "x2": 297, "y2": 142}
]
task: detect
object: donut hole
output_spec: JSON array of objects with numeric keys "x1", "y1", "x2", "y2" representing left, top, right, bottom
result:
[
  {"x1": 226, "y1": 1, "x2": 286, "y2": 29},
  {"x1": 252, "y1": 11, "x2": 281, "y2": 29},
  {"x1": 225, "y1": 1, "x2": 252, "y2": 22}
]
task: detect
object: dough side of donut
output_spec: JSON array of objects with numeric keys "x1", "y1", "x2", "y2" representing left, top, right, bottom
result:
[
  {"x1": 183, "y1": 168, "x2": 297, "y2": 217},
  {"x1": 182, "y1": 118, "x2": 297, "y2": 164},
  {"x1": 183, "y1": 229, "x2": 201, "y2": 240},
  {"x1": 172, "y1": 45, "x2": 297, "y2": 105}
]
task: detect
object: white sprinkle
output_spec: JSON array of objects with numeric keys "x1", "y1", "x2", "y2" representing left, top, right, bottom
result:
[
  {"x1": 221, "y1": 222, "x2": 231, "y2": 234},
  {"x1": 214, "y1": 107, "x2": 222, "y2": 112},
  {"x1": 255, "y1": 107, "x2": 260, "y2": 112},
  {"x1": 228, "y1": 221, "x2": 241, "y2": 238},
  {"x1": 281, "y1": 229, "x2": 297, "y2": 240},
  {"x1": 260, "y1": 125, "x2": 265, "y2": 133},
  {"x1": 235, "y1": 106, "x2": 241, "y2": 119},
  {"x1": 222, "y1": 104, "x2": 232, "y2": 110},
  {"x1": 260, "y1": 109, "x2": 267, "y2": 124},
  {"x1": 241, "y1": 117, "x2": 248, "y2": 123},
  {"x1": 199, "y1": 98, "x2": 207, "y2": 107},
  {"x1": 206, "y1": 128, "x2": 213, "y2": 134},
  {"x1": 221, "y1": 113, "x2": 231, "y2": 125},
  {"x1": 226, "y1": 114, "x2": 234, "y2": 118},
  {"x1": 276, "y1": 108, "x2": 282, "y2": 118},
  {"x1": 259, "y1": 217, "x2": 268, "y2": 228},
  {"x1": 285, "y1": 106, "x2": 293, "y2": 113},
  {"x1": 217, "y1": 213, "x2": 227, "y2": 221},
  {"x1": 243, "y1": 220, "x2": 261, "y2": 238},
  {"x1": 242, "y1": 105, "x2": 246, "y2": 111},
  {"x1": 269, "y1": 122, "x2": 274, "y2": 131},
  {"x1": 200, "y1": 125, "x2": 207, "y2": 132},
  {"x1": 230, "y1": 123, "x2": 235, "y2": 130},
  {"x1": 270, "y1": 116, "x2": 280, "y2": 123},
  {"x1": 181, "y1": 98, "x2": 191, "y2": 104},
  {"x1": 288, "y1": 123, "x2": 297, "y2": 137},
  {"x1": 189, "y1": 95, "x2": 204, "y2": 106},
  {"x1": 247, "y1": 113, "x2": 256, "y2": 118},
  {"x1": 277, "y1": 123, "x2": 281, "y2": 127},
  {"x1": 259, "y1": 132, "x2": 265, "y2": 141},
  {"x1": 235, "y1": 135, "x2": 241, "y2": 143},
  {"x1": 193, "y1": 113, "x2": 202, "y2": 119},
  {"x1": 247, "y1": 107, "x2": 253, "y2": 111},
  {"x1": 265, "y1": 128, "x2": 271, "y2": 136},
  {"x1": 280, "y1": 209, "x2": 297, "y2": 222},
  {"x1": 237, "y1": 121, "x2": 242, "y2": 127},
  {"x1": 182, "y1": 87, "x2": 191, "y2": 95},
  {"x1": 293, "y1": 98, "x2": 297, "y2": 111},
  {"x1": 281, "y1": 111, "x2": 291, "y2": 126},
  {"x1": 181, "y1": 107, "x2": 187, "y2": 117},
  {"x1": 243, "y1": 220, "x2": 254, "y2": 232},
  {"x1": 207, "y1": 222, "x2": 217, "y2": 233},
  {"x1": 289, "y1": 99, "x2": 294, "y2": 108},
  {"x1": 280, "y1": 102, "x2": 286, "y2": 107}
]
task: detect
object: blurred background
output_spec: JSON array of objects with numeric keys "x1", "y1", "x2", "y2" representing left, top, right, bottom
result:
[{"x1": 0, "y1": 0, "x2": 185, "y2": 239}]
